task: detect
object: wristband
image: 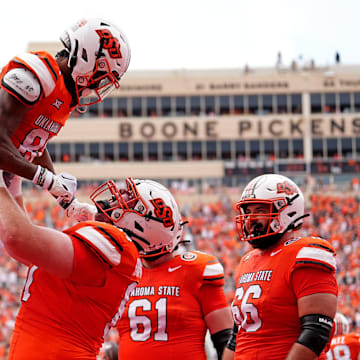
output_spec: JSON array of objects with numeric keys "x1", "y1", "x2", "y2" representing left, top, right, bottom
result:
[{"x1": 32, "y1": 165, "x2": 53, "y2": 190}]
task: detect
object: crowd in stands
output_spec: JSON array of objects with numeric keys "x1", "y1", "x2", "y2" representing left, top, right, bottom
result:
[{"x1": 0, "y1": 183, "x2": 359, "y2": 359}]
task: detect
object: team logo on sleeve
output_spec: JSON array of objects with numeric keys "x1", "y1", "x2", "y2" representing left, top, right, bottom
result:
[
  {"x1": 51, "y1": 99, "x2": 64, "y2": 110},
  {"x1": 181, "y1": 252, "x2": 197, "y2": 261}
]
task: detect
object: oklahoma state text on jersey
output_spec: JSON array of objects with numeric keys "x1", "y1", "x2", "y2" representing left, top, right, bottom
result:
[
  {"x1": 8, "y1": 221, "x2": 142, "y2": 360},
  {"x1": 231, "y1": 236, "x2": 337, "y2": 360},
  {"x1": 0, "y1": 51, "x2": 75, "y2": 161},
  {"x1": 327, "y1": 333, "x2": 360, "y2": 360},
  {"x1": 117, "y1": 250, "x2": 227, "y2": 360}
]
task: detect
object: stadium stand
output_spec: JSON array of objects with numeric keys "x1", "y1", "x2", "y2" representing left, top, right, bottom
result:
[{"x1": 0, "y1": 183, "x2": 359, "y2": 359}]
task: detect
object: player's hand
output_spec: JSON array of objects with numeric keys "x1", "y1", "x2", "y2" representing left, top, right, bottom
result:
[
  {"x1": 65, "y1": 198, "x2": 97, "y2": 221},
  {"x1": 48, "y1": 173, "x2": 76, "y2": 201},
  {"x1": 32, "y1": 166, "x2": 77, "y2": 202}
]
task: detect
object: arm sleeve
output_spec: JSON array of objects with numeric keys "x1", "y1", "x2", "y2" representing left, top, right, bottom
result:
[
  {"x1": 199, "y1": 283, "x2": 229, "y2": 317},
  {"x1": 291, "y1": 266, "x2": 338, "y2": 299}
]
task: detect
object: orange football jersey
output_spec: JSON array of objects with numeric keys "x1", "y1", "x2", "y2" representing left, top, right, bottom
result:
[
  {"x1": 117, "y1": 250, "x2": 227, "y2": 360},
  {"x1": 8, "y1": 221, "x2": 142, "y2": 360},
  {"x1": 327, "y1": 333, "x2": 360, "y2": 360},
  {"x1": 231, "y1": 236, "x2": 337, "y2": 360},
  {"x1": 0, "y1": 51, "x2": 75, "y2": 162}
]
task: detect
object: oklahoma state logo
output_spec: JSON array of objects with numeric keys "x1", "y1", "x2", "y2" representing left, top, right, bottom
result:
[
  {"x1": 276, "y1": 181, "x2": 297, "y2": 195},
  {"x1": 96, "y1": 29, "x2": 122, "y2": 59},
  {"x1": 150, "y1": 198, "x2": 174, "y2": 228}
]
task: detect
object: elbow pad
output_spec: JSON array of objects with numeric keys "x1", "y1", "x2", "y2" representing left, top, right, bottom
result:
[
  {"x1": 296, "y1": 314, "x2": 333, "y2": 356},
  {"x1": 225, "y1": 323, "x2": 239, "y2": 352},
  {"x1": 211, "y1": 328, "x2": 233, "y2": 360}
]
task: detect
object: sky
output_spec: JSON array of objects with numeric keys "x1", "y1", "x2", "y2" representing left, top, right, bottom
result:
[{"x1": 2, "y1": 0, "x2": 359, "y2": 71}]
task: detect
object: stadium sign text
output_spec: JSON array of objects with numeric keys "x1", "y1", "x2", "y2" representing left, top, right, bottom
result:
[{"x1": 118, "y1": 116, "x2": 360, "y2": 140}]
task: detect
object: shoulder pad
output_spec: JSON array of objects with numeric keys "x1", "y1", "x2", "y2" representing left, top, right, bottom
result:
[
  {"x1": 203, "y1": 260, "x2": 225, "y2": 283},
  {"x1": 2, "y1": 68, "x2": 41, "y2": 105},
  {"x1": 181, "y1": 251, "x2": 225, "y2": 284},
  {"x1": 68, "y1": 223, "x2": 125, "y2": 266},
  {"x1": 14, "y1": 52, "x2": 56, "y2": 96},
  {"x1": 294, "y1": 239, "x2": 336, "y2": 272}
]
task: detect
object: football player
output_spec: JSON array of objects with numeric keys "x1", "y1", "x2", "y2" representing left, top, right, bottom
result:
[
  {"x1": 0, "y1": 17, "x2": 130, "y2": 219},
  {"x1": 0, "y1": 174, "x2": 184, "y2": 359},
  {"x1": 327, "y1": 312, "x2": 360, "y2": 360},
  {"x1": 108, "y1": 179, "x2": 233, "y2": 360},
  {"x1": 223, "y1": 174, "x2": 338, "y2": 360}
]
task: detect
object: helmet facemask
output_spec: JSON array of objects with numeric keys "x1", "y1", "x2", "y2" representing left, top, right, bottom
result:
[
  {"x1": 90, "y1": 178, "x2": 184, "y2": 258},
  {"x1": 236, "y1": 199, "x2": 285, "y2": 242},
  {"x1": 235, "y1": 174, "x2": 307, "y2": 249},
  {"x1": 90, "y1": 178, "x2": 148, "y2": 223},
  {"x1": 76, "y1": 58, "x2": 120, "y2": 106}
]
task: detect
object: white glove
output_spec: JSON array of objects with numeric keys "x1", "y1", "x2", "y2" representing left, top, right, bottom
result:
[
  {"x1": 57, "y1": 173, "x2": 77, "y2": 196},
  {"x1": 32, "y1": 166, "x2": 76, "y2": 202},
  {"x1": 66, "y1": 198, "x2": 97, "y2": 221}
]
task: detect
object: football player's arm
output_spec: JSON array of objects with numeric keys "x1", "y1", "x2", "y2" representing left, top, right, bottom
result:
[
  {"x1": 0, "y1": 88, "x2": 39, "y2": 180},
  {"x1": 222, "y1": 347, "x2": 235, "y2": 360},
  {"x1": 285, "y1": 267, "x2": 338, "y2": 360},
  {"x1": 33, "y1": 147, "x2": 55, "y2": 173},
  {"x1": 0, "y1": 86, "x2": 75, "y2": 201},
  {"x1": 200, "y1": 284, "x2": 233, "y2": 359},
  {"x1": 0, "y1": 176, "x2": 74, "y2": 277}
]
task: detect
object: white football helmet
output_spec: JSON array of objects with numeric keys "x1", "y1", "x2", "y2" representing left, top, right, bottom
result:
[
  {"x1": 235, "y1": 174, "x2": 306, "y2": 244},
  {"x1": 90, "y1": 178, "x2": 184, "y2": 258},
  {"x1": 60, "y1": 17, "x2": 131, "y2": 106},
  {"x1": 334, "y1": 312, "x2": 350, "y2": 336}
]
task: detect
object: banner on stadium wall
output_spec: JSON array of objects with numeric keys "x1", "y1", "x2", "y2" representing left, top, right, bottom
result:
[
  {"x1": 57, "y1": 115, "x2": 360, "y2": 142},
  {"x1": 117, "y1": 115, "x2": 360, "y2": 141}
]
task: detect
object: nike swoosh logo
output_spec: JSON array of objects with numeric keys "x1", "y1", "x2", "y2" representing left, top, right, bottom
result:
[
  {"x1": 270, "y1": 249, "x2": 282, "y2": 256},
  {"x1": 168, "y1": 265, "x2": 182, "y2": 272},
  {"x1": 61, "y1": 175, "x2": 74, "y2": 181}
]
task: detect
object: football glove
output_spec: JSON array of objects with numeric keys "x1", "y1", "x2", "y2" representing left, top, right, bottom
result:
[
  {"x1": 32, "y1": 166, "x2": 76, "y2": 202},
  {"x1": 65, "y1": 198, "x2": 98, "y2": 221}
]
